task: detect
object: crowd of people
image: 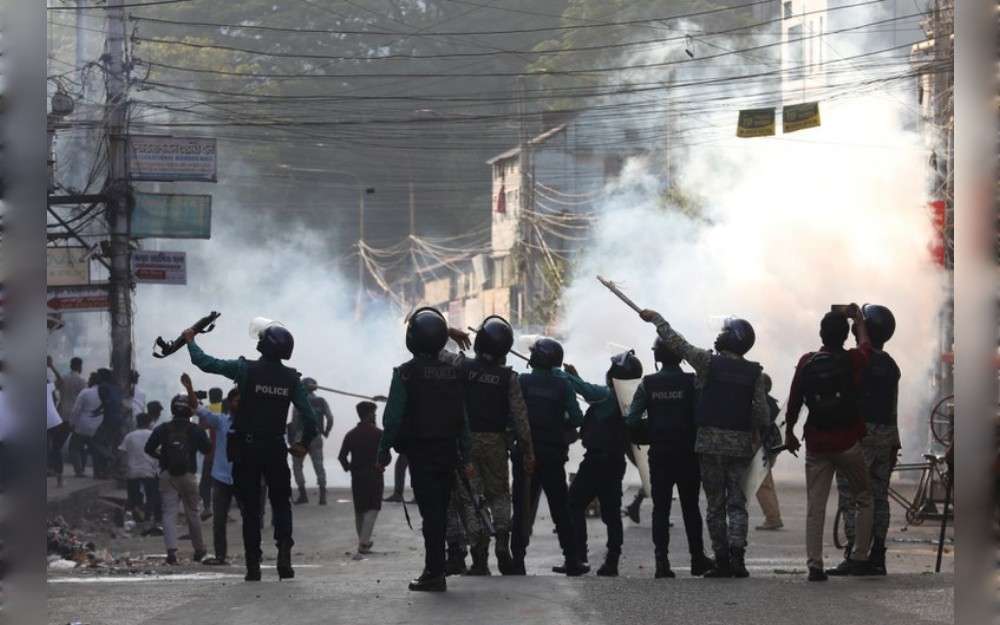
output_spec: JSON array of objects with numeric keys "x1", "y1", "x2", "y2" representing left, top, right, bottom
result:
[{"x1": 46, "y1": 300, "x2": 900, "y2": 592}]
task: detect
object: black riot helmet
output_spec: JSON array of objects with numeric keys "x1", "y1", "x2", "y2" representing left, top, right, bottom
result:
[
  {"x1": 528, "y1": 337, "x2": 564, "y2": 369},
  {"x1": 652, "y1": 336, "x2": 682, "y2": 367},
  {"x1": 714, "y1": 317, "x2": 755, "y2": 356},
  {"x1": 170, "y1": 394, "x2": 193, "y2": 420},
  {"x1": 257, "y1": 325, "x2": 294, "y2": 360},
  {"x1": 474, "y1": 315, "x2": 514, "y2": 361},
  {"x1": 406, "y1": 307, "x2": 449, "y2": 356},
  {"x1": 608, "y1": 350, "x2": 643, "y2": 380},
  {"x1": 858, "y1": 304, "x2": 896, "y2": 348}
]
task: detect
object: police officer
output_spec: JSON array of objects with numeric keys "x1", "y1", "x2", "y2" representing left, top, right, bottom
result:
[
  {"x1": 290, "y1": 377, "x2": 334, "y2": 506},
  {"x1": 184, "y1": 323, "x2": 317, "y2": 582},
  {"x1": 626, "y1": 337, "x2": 715, "y2": 578},
  {"x1": 563, "y1": 350, "x2": 643, "y2": 577},
  {"x1": 830, "y1": 304, "x2": 899, "y2": 576},
  {"x1": 510, "y1": 337, "x2": 589, "y2": 577},
  {"x1": 375, "y1": 308, "x2": 475, "y2": 592},
  {"x1": 453, "y1": 315, "x2": 535, "y2": 576},
  {"x1": 638, "y1": 310, "x2": 769, "y2": 578}
]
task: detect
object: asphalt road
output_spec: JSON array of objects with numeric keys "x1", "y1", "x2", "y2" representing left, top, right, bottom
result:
[{"x1": 47, "y1": 480, "x2": 954, "y2": 625}]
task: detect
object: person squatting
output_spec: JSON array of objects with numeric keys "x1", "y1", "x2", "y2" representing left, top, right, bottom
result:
[{"x1": 168, "y1": 301, "x2": 899, "y2": 590}]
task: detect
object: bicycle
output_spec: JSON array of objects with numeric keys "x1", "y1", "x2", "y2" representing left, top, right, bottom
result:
[{"x1": 833, "y1": 453, "x2": 951, "y2": 550}]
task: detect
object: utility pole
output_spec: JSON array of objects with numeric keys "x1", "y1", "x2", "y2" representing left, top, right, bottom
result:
[
  {"x1": 105, "y1": 0, "x2": 133, "y2": 393},
  {"x1": 356, "y1": 186, "x2": 366, "y2": 318},
  {"x1": 516, "y1": 76, "x2": 534, "y2": 325}
]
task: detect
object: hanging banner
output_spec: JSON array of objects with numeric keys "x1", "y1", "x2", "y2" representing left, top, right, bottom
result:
[
  {"x1": 132, "y1": 250, "x2": 187, "y2": 285},
  {"x1": 783, "y1": 102, "x2": 821, "y2": 134},
  {"x1": 47, "y1": 284, "x2": 110, "y2": 313},
  {"x1": 46, "y1": 246, "x2": 90, "y2": 286},
  {"x1": 131, "y1": 192, "x2": 212, "y2": 239},
  {"x1": 128, "y1": 135, "x2": 218, "y2": 182},
  {"x1": 736, "y1": 107, "x2": 776, "y2": 138}
]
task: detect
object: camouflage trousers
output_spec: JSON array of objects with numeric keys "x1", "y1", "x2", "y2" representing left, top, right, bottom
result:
[
  {"x1": 836, "y1": 444, "x2": 894, "y2": 545},
  {"x1": 699, "y1": 453, "x2": 751, "y2": 553},
  {"x1": 445, "y1": 433, "x2": 510, "y2": 549}
]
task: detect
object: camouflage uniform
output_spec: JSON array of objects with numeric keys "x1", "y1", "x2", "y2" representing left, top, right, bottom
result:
[
  {"x1": 652, "y1": 317, "x2": 770, "y2": 556},
  {"x1": 836, "y1": 424, "x2": 898, "y2": 545}
]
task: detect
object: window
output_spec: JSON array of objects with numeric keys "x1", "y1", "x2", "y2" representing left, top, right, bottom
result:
[
  {"x1": 783, "y1": 1, "x2": 792, "y2": 17},
  {"x1": 787, "y1": 24, "x2": 804, "y2": 68}
]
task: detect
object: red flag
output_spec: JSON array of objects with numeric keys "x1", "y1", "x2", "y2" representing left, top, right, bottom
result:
[{"x1": 495, "y1": 183, "x2": 506, "y2": 214}]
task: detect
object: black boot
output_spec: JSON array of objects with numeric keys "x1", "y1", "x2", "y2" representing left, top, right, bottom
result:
[
  {"x1": 624, "y1": 495, "x2": 642, "y2": 524},
  {"x1": 655, "y1": 557, "x2": 675, "y2": 579},
  {"x1": 466, "y1": 544, "x2": 491, "y2": 576},
  {"x1": 508, "y1": 557, "x2": 526, "y2": 576},
  {"x1": 409, "y1": 570, "x2": 447, "y2": 592},
  {"x1": 702, "y1": 550, "x2": 732, "y2": 578},
  {"x1": 245, "y1": 552, "x2": 262, "y2": 582},
  {"x1": 294, "y1": 487, "x2": 308, "y2": 505},
  {"x1": 562, "y1": 559, "x2": 590, "y2": 577},
  {"x1": 869, "y1": 540, "x2": 887, "y2": 576},
  {"x1": 826, "y1": 544, "x2": 854, "y2": 576},
  {"x1": 384, "y1": 492, "x2": 403, "y2": 503},
  {"x1": 318, "y1": 487, "x2": 327, "y2": 506},
  {"x1": 729, "y1": 546, "x2": 749, "y2": 578},
  {"x1": 596, "y1": 551, "x2": 619, "y2": 577},
  {"x1": 444, "y1": 543, "x2": 468, "y2": 576},
  {"x1": 690, "y1": 552, "x2": 715, "y2": 577},
  {"x1": 495, "y1": 533, "x2": 514, "y2": 575},
  {"x1": 277, "y1": 542, "x2": 295, "y2": 580}
]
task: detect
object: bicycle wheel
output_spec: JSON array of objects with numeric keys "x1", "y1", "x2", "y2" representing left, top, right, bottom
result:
[
  {"x1": 930, "y1": 395, "x2": 955, "y2": 447},
  {"x1": 833, "y1": 506, "x2": 847, "y2": 550}
]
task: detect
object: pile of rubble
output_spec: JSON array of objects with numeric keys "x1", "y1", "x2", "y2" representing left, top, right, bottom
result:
[{"x1": 47, "y1": 515, "x2": 165, "y2": 575}]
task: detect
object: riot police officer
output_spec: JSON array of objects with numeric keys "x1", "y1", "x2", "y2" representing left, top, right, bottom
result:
[
  {"x1": 510, "y1": 337, "x2": 588, "y2": 577},
  {"x1": 455, "y1": 315, "x2": 535, "y2": 576},
  {"x1": 626, "y1": 337, "x2": 715, "y2": 578},
  {"x1": 375, "y1": 307, "x2": 475, "y2": 592},
  {"x1": 638, "y1": 310, "x2": 770, "y2": 578},
  {"x1": 830, "y1": 304, "x2": 899, "y2": 576},
  {"x1": 184, "y1": 323, "x2": 317, "y2": 582},
  {"x1": 563, "y1": 350, "x2": 643, "y2": 577}
]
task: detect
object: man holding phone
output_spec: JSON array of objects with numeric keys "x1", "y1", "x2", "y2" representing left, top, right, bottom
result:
[{"x1": 784, "y1": 303, "x2": 876, "y2": 581}]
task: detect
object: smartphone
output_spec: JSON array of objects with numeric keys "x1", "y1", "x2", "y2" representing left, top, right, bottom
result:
[
  {"x1": 196, "y1": 390, "x2": 208, "y2": 400},
  {"x1": 830, "y1": 304, "x2": 858, "y2": 317}
]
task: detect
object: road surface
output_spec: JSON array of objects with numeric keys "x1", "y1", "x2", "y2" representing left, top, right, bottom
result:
[{"x1": 47, "y1": 480, "x2": 953, "y2": 625}]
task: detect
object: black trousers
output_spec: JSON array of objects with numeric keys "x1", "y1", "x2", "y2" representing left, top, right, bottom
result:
[
  {"x1": 511, "y1": 443, "x2": 577, "y2": 562},
  {"x1": 232, "y1": 440, "x2": 293, "y2": 563},
  {"x1": 392, "y1": 453, "x2": 409, "y2": 497},
  {"x1": 212, "y1": 478, "x2": 236, "y2": 560},
  {"x1": 409, "y1": 457, "x2": 453, "y2": 577},
  {"x1": 126, "y1": 477, "x2": 162, "y2": 522},
  {"x1": 568, "y1": 451, "x2": 626, "y2": 559},
  {"x1": 649, "y1": 443, "x2": 705, "y2": 559}
]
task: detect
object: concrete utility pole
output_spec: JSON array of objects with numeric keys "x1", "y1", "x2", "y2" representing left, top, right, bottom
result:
[
  {"x1": 516, "y1": 76, "x2": 533, "y2": 325},
  {"x1": 105, "y1": 0, "x2": 133, "y2": 393}
]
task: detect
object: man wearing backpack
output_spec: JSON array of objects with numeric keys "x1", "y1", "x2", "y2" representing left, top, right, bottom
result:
[
  {"x1": 784, "y1": 304, "x2": 876, "y2": 581},
  {"x1": 144, "y1": 392, "x2": 211, "y2": 565}
]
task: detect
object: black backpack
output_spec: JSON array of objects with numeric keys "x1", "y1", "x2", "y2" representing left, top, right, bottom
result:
[
  {"x1": 163, "y1": 421, "x2": 192, "y2": 477},
  {"x1": 799, "y1": 351, "x2": 856, "y2": 430}
]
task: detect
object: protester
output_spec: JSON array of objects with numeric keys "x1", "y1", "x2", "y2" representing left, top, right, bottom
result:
[
  {"x1": 147, "y1": 400, "x2": 163, "y2": 425},
  {"x1": 144, "y1": 389, "x2": 210, "y2": 565},
  {"x1": 755, "y1": 373, "x2": 785, "y2": 531},
  {"x1": 46, "y1": 362, "x2": 73, "y2": 487},
  {"x1": 831, "y1": 304, "x2": 899, "y2": 576},
  {"x1": 562, "y1": 351, "x2": 642, "y2": 577},
  {"x1": 50, "y1": 356, "x2": 86, "y2": 422},
  {"x1": 183, "y1": 322, "x2": 316, "y2": 581},
  {"x1": 69, "y1": 372, "x2": 105, "y2": 478},
  {"x1": 639, "y1": 310, "x2": 769, "y2": 579},
  {"x1": 118, "y1": 412, "x2": 161, "y2": 525},
  {"x1": 290, "y1": 377, "x2": 334, "y2": 506},
  {"x1": 124, "y1": 370, "x2": 146, "y2": 433},
  {"x1": 375, "y1": 308, "x2": 475, "y2": 592},
  {"x1": 784, "y1": 305, "x2": 876, "y2": 581},
  {"x1": 339, "y1": 401, "x2": 384, "y2": 559},
  {"x1": 93, "y1": 368, "x2": 124, "y2": 479},
  {"x1": 194, "y1": 383, "x2": 239, "y2": 565},
  {"x1": 510, "y1": 337, "x2": 588, "y2": 577},
  {"x1": 198, "y1": 387, "x2": 224, "y2": 520},
  {"x1": 626, "y1": 337, "x2": 715, "y2": 578}
]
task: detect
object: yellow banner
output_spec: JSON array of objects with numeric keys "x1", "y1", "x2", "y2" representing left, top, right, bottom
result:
[
  {"x1": 736, "y1": 107, "x2": 776, "y2": 138},
  {"x1": 783, "y1": 102, "x2": 821, "y2": 133}
]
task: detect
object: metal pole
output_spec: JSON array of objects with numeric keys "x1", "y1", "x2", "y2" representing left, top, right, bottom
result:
[{"x1": 106, "y1": 0, "x2": 133, "y2": 393}]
